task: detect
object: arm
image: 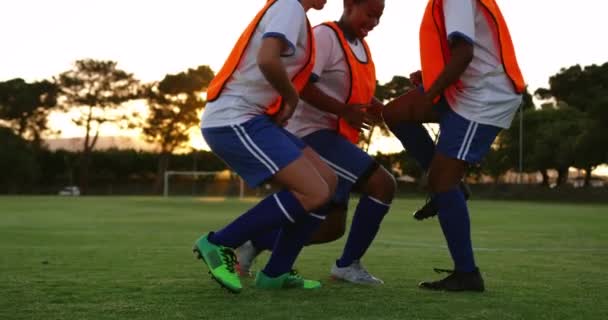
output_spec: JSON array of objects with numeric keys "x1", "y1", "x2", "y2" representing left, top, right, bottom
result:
[
  {"x1": 424, "y1": 0, "x2": 475, "y2": 101},
  {"x1": 257, "y1": 37, "x2": 299, "y2": 108},
  {"x1": 382, "y1": 39, "x2": 473, "y2": 126},
  {"x1": 301, "y1": 81, "x2": 378, "y2": 130},
  {"x1": 423, "y1": 37, "x2": 474, "y2": 102},
  {"x1": 300, "y1": 81, "x2": 347, "y2": 116}
]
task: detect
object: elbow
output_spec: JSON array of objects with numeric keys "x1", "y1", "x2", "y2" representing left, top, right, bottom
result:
[
  {"x1": 459, "y1": 42, "x2": 474, "y2": 66},
  {"x1": 257, "y1": 54, "x2": 273, "y2": 74},
  {"x1": 450, "y1": 39, "x2": 474, "y2": 67},
  {"x1": 462, "y1": 46, "x2": 474, "y2": 65}
]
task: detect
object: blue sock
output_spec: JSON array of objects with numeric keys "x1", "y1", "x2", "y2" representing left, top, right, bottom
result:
[
  {"x1": 389, "y1": 122, "x2": 435, "y2": 170},
  {"x1": 208, "y1": 190, "x2": 307, "y2": 248},
  {"x1": 262, "y1": 209, "x2": 329, "y2": 277},
  {"x1": 251, "y1": 229, "x2": 280, "y2": 251},
  {"x1": 336, "y1": 195, "x2": 390, "y2": 268},
  {"x1": 434, "y1": 188, "x2": 476, "y2": 272}
]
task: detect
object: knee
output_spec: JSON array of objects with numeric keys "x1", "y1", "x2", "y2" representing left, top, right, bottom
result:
[
  {"x1": 326, "y1": 171, "x2": 338, "y2": 196},
  {"x1": 302, "y1": 181, "x2": 333, "y2": 211},
  {"x1": 308, "y1": 205, "x2": 346, "y2": 244},
  {"x1": 309, "y1": 222, "x2": 345, "y2": 244},
  {"x1": 366, "y1": 167, "x2": 397, "y2": 203},
  {"x1": 326, "y1": 222, "x2": 346, "y2": 242}
]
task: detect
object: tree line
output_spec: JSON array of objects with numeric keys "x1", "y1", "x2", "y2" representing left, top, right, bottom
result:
[{"x1": 0, "y1": 59, "x2": 607, "y2": 194}]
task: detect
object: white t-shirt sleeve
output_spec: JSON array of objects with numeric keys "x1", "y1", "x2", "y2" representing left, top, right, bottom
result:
[
  {"x1": 443, "y1": 0, "x2": 475, "y2": 44},
  {"x1": 261, "y1": 0, "x2": 306, "y2": 56},
  {"x1": 310, "y1": 25, "x2": 337, "y2": 82}
]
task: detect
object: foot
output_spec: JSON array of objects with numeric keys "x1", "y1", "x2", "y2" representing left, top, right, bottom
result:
[
  {"x1": 255, "y1": 270, "x2": 321, "y2": 290},
  {"x1": 330, "y1": 260, "x2": 384, "y2": 285},
  {"x1": 193, "y1": 233, "x2": 242, "y2": 293},
  {"x1": 418, "y1": 268, "x2": 485, "y2": 292},
  {"x1": 235, "y1": 241, "x2": 261, "y2": 277},
  {"x1": 413, "y1": 181, "x2": 472, "y2": 221}
]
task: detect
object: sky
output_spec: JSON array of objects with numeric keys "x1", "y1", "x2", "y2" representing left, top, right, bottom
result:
[{"x1": 1, "y1": 0, "x2": 608, "y2": 154}]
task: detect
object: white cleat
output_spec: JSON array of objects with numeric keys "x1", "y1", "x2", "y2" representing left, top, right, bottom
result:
[
  {"x1": 330, "y1": 260, "x2": 384, "y2": 285},
  {"x1": 235, "y1": 241, "x2": 261, "y2": 277}
]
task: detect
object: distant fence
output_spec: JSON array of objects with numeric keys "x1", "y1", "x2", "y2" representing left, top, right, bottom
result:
[{"x1": 6, "y1": 180, "x2": 607, "y2": 204}]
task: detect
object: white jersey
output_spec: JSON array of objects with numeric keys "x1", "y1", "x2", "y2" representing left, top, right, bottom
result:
[
  {"x1": 286, "y1": 24, "x2": 369, "y2": 138},
  {"x1": 442, "y1": 0, "x2": 522, "y2": 129},
  {"x1": 201, "y1": 0, "x2": 311, "y2": 129}
]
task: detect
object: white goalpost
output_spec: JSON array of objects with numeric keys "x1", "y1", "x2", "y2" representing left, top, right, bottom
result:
[{"x1": 163, "y1": 170, "x2": 245, "y2": 198}]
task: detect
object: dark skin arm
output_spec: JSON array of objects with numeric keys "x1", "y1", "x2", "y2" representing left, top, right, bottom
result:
[
  {"x1": 383, "y1": 36, "x2": 474, "y2": 126},
  {"x1": 257, "y1": 37, "x2": 300, "y2": 126},
  {"x1": 423, "y1": 36, "x2": 474, "y2": 102},
  {"x1": 301, "y1": 81, "x2": 379, "y2": 131}
]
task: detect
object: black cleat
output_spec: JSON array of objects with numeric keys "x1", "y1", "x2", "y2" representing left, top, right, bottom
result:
[
  {"x1": 413, "y1": 200, "x2": 438, "y2": 220},
  {"x1": 413, "y1": 181, "x2": 472, "y2": 221},
  {"x1": 418, "y1": 268, "x2": 485, "y2": 292}
]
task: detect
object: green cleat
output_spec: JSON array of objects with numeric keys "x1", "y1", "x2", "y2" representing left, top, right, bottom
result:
[
  {"x1": 193, "y1": 233, "x2": 242, "y2": 293},
  {"x1": 255, "y1": 270, "x2": 322, "y2": 290}
]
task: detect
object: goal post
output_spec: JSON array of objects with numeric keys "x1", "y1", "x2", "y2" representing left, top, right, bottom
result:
[{"x1": 163, "y1": 170, "x2": 245, "y2": 198}]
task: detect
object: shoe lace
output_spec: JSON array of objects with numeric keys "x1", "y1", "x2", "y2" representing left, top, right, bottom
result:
[
  {"x1": 349, "y1": 261, "x2": 376, "y2": 280},
  {"x1": 220, "y1": 247, "x2": 238, "y2": 273},
  {"x1": 433, "y1": 268, "x2": 454, "y2": 274},
  {"x1": 289, "y1": 269, "x2": 303, "y2": 280},
  {"x1": 431, "y1": 268, "x2": 459, "y2": 284}
]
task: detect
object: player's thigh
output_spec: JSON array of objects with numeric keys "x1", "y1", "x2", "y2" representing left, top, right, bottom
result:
[
  {"x1": 382, "y1": 90, "x2": 442, "y2": 127},
  {"x1": 203, "y1": 115, "x2": 330, "y2": 208},
  {"x1": 430, "y1": 108, "x2": 501, "y2": 192},
  {"x1": 358, "y1": 165, "x2": 396, "y2": 203},
  {"x1": 301, "y1": 146, "x2": 338, "y2": 194},
  {"x1": 302, "y1": 130, "x2": 375, "y2": 204}
]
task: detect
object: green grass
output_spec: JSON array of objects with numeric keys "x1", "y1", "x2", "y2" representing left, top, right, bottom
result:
[{"x1": 1, "y1": 196, "x2": 607, "y2": 320}]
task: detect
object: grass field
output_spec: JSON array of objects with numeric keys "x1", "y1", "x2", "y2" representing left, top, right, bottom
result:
[{"x1": 1, "y1": 196, "x2": 607, "y2": 320}]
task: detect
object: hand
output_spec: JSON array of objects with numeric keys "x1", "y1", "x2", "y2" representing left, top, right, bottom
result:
[
  {"x1": 273, "y1": 93, "x2": 299, "y2": 126},
  {"x1": 410, "y1": 70, "x2": 423, "y2": 87},
  {"x1": 366, "y1": 98, "x2": 385, "y2": 124},
  {"x1": 340, "y1": 103, "x2": 379, "y2": 131}
]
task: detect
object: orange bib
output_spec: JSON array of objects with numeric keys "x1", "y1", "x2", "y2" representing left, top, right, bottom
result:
[
  {"x1": 207, "y1": 0, "x2": 316, "y2": 115},
  {"x1": 419, "y1": 0, "x2": 525, "y2": 97},
  {"x1": 322, "y1": 22, "x2": 376, "y2": 144}
]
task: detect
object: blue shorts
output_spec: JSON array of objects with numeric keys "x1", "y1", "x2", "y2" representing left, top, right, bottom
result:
[
  {"x1": 202, "y1": 115, "x2": 306, "y2": 187},
  {"x1": 436, "y1": 104, "x2": 501, "y2": 164},
  {"x1": 302, "y1": 130, "x2": 377, "y2": 204}
]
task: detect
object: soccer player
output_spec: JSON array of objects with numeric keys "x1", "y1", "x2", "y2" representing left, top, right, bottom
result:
[
  {"x1": 237, "y1": 0, "x2": 393, "y2": 285},
  {"x1": 194, "y1": 0, "x2": 334, "y2": 292},
  {"x1": 382, "y1": 0, "x2": 525, "y2": 291}
]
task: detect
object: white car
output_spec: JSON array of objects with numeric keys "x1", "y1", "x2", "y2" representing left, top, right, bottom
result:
[{"x1": 58, "y1": 186, "x2": 80, "y2": 196}]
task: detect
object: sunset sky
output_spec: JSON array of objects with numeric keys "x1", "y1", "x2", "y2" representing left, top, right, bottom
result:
[{"x1": 1, "y1": 0, "x2": 607, "y2": 155}]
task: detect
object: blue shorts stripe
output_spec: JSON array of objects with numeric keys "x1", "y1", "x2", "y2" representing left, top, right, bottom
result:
[
  {"x1": 436, "y1": 106, "x2": 501, "y2": 164},
  {"x1": 231, "y1": 125, "x2": 277, "y2": 174},
  {"x1": 203, "y1": 115, "x2": 303, "y2": 187},
  {"x1": 319, "y1": 155, "x2": 358, "y2": 183},
  {"x1": 234, "y1": 124, "x2": 280, "y2": 173},
  {"x1": 301, "y1": 129, "x2": 375, "y2": 203},
  {"x1": 460, "y1": 122, "x2": 479, "y2": 161},
  {"x1": 457, "y1": 121, "x2": 475, "y2": 160}
]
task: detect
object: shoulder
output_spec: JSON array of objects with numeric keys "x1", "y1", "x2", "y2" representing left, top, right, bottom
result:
[
  {"x1": 314, "y1": 24, "x2": 340, "y2": 45},
  {"x1": 443, "y1": 0, "x2": 475, "y2": 14},
  {"x1": 268, "y1": 0, "x2": 306, "y2": 19},
  {"x1": 314, "y1": 24, "x2": 336, "y2": 38}
]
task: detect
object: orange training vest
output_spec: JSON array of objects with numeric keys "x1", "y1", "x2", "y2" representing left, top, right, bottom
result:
[
  {"x1": 322, "y1": 22, "x2": 376, "y2": 144},
  {"x1": 419, "y1": 0, "x2": 525, "y2": 97},
  {"x1": 206, "y1": 0, "x2": 316, "y2": 115}
]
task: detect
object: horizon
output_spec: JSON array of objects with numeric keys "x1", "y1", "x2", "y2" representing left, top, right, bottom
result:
[{"x1": 2, "y1": 0, "x2": 608, "y2": 174}]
